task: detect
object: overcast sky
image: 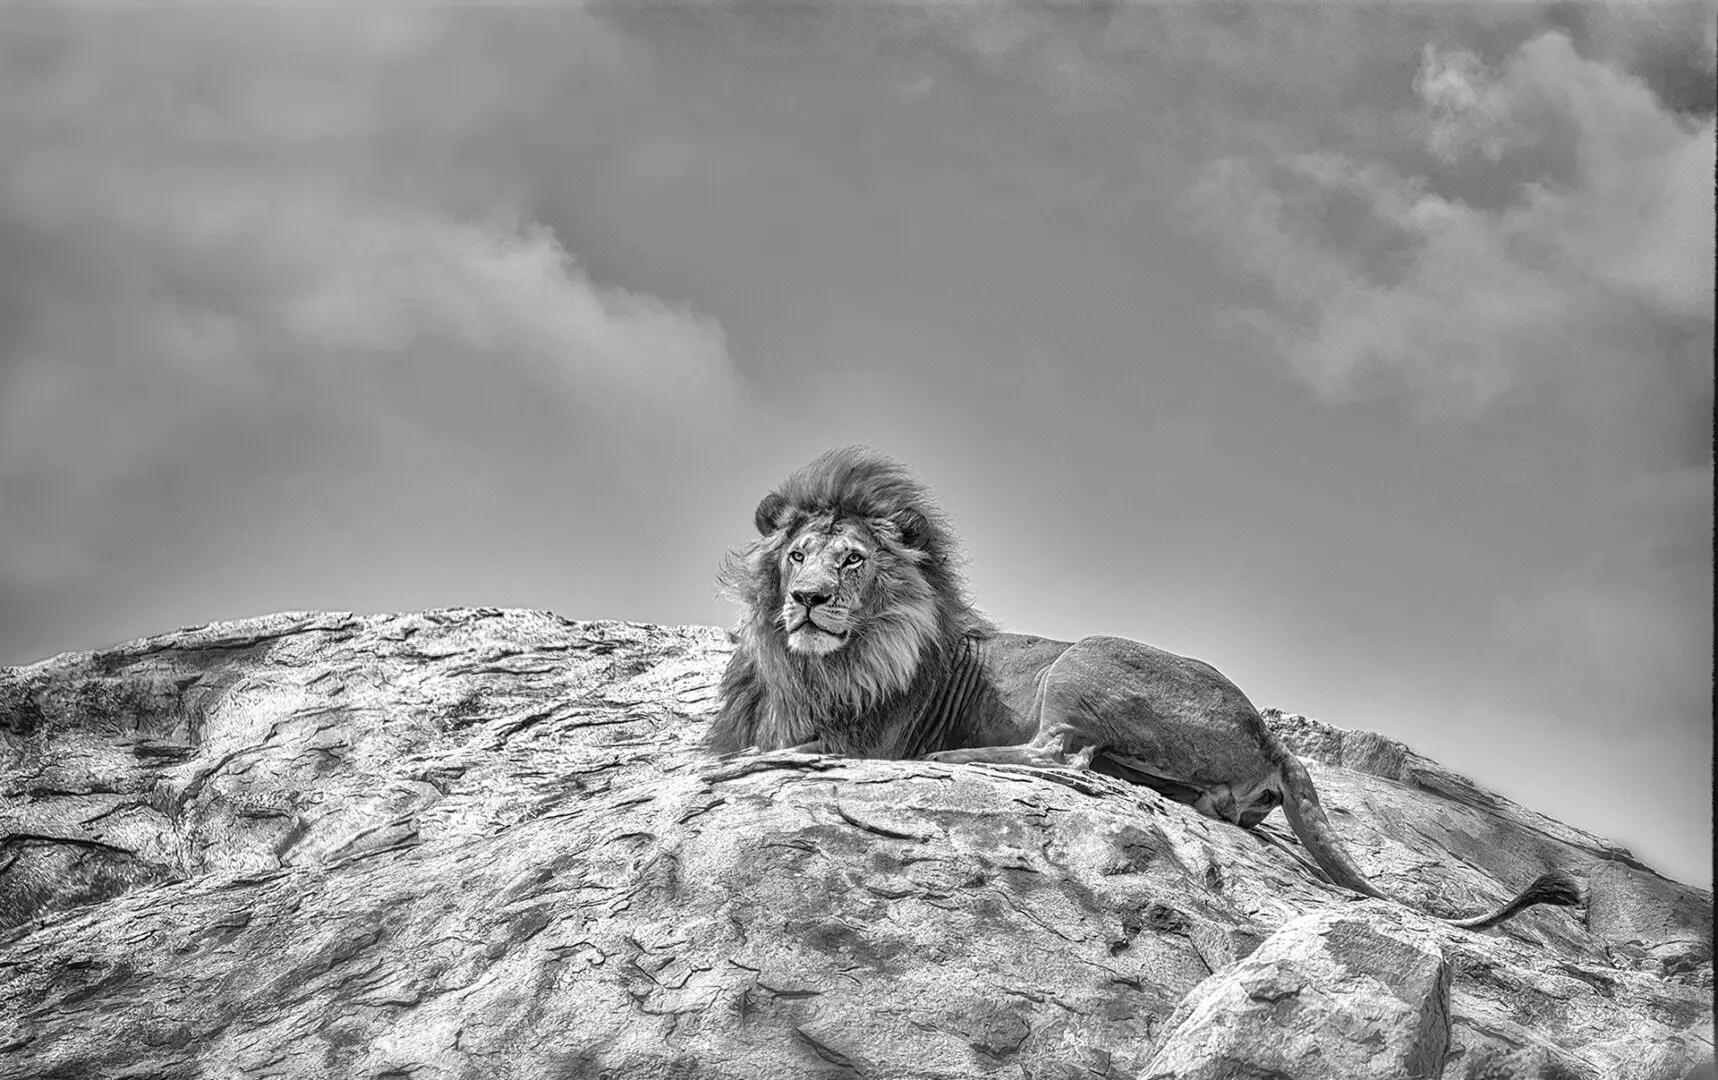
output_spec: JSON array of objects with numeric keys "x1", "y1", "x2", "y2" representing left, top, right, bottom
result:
[{"x1": 1, "y1": 3, "x2": 1711, "y2": 887}]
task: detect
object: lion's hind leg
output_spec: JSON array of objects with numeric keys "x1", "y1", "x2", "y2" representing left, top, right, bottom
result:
[
  {"x1": 1233, "y1": 787, "x2": 1282, "y2": 829},
  {"x1": 1097, "y1": 748, "x2": 1280, "y2": 829},
  {"x1": 1090, "y1": 749, "x2": 1204, "y2": 805}
]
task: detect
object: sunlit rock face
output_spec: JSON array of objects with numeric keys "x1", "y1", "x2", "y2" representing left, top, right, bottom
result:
[{"x1": 1, "y1": 610, "x2": 1710, "y2": 1079}]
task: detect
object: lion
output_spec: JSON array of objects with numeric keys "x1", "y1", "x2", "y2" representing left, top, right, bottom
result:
[{"x1": 708, "y1": 447, "x2": 1581, "y2": 930}]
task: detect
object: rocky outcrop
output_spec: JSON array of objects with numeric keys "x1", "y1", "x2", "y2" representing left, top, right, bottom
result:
[
  {"x1": 1144, "y1": 903, "x2": 1453, "y2": 1079},
  {"x1": 0, "y1": 609, "x2": 1710, "y2": 1079}
]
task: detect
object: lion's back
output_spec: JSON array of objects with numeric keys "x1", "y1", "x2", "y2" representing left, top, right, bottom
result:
[
  {"x1": 1041, "y1": 633, "x2": 1278, "y2": 784},
  {"x1": 982, "y1": 631, "x2": 1251, "y2": 714}
]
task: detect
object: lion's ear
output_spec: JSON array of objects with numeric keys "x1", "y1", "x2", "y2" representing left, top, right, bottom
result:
[
  {"x1": 892, "y1": 508, "x2": 930, "y2": 550},
  {"x1": 754, "y1": 492, "x2": 790, "y2": 535}
]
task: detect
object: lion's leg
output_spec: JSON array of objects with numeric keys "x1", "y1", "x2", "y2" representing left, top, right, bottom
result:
[
  {"x1": 926, "y1": 743, "x2": 1054, "y2": 766},
  {"x1": 1090, "y1": 749, "x2": 1203, "y2": 804},
  {"x1": 930, "y1": 644, "x2": 1107, "y2": 769},
  {"x1": 721, "y1": 738, "x2": 825, "y2": 757},
  {"x1": 929, "y1": 733, "x2": 1088, "y2": 768},
  {"x1": 1233, "y1": 787, "x2": 1282, "y2": 829},
  {"x1": 1016, "y1": 636, "x2": 1292, "y2": 828},
  {"x1": 929, "y1": 653, "x2": 1099, "y2": 768},
  {"x1": 1096, "y1": 748, "x2": 1275, "y2": 827}
]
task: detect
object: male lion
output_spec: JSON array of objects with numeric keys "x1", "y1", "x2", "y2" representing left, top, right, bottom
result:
[{"x1": 708, "y1": 447, "x2": 1580, "y2": 930}]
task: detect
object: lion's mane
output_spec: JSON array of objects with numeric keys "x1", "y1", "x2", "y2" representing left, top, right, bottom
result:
[{"x1": 706, "y1": 447, "x2": 992, "y2": 757}]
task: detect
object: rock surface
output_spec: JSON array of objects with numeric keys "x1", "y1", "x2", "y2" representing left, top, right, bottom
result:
[
  {"x1": 0, "y1": 609, "x2": 1710, "y2": 1079},
  {"x1": 1144, "y1": 903, "x2": 1452, "y2": 1080}
]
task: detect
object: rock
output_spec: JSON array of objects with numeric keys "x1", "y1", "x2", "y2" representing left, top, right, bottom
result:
[
  {"x1": 1264, "y1": 708, "x2": 1707, "y2": 961},
  {"x1": 1143, "y1": 902, "x2": 1452, "y2": 1080},
  {"x1": 0, "y1": 610, "x2": 1711, "y2": 1079},
  {"x1": 1586, "y1": 859, "x2": 1715, "y2": 976}
]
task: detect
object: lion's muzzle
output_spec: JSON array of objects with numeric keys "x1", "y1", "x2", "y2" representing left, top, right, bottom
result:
[{"x1": 784, "y1": 590, "x2": 852, "y2": 654}]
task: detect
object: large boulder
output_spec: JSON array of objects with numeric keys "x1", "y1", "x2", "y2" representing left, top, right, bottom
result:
[
  {"x1": 1, "y1": 610, "x2": 1710, "y2": 1079},
  {"x1": 1144, "y1": 903, "x2": 1452, "y2": 1080}
]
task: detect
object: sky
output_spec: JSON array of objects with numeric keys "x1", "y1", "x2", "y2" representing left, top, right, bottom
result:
[{"x1": 0, "y1": 2, "x2": 1711, "y2": 887}]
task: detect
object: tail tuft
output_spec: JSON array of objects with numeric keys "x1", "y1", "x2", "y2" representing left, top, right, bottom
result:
[{"x1": 1446, "y1": 867, "x2": 1584, "y2": 931}]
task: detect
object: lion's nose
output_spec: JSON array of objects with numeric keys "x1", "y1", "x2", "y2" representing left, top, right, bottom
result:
[{"x1": 792, "y1": 589, "x2": 833, "y2": 609}]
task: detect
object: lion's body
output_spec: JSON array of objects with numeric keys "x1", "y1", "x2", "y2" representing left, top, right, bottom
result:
[
  {"x1": 710, "y1": 448, "x2": 1581, "y2": 930},
  {"x1": 953, "y1": 634, "x2": 1288, "y2": 825}
]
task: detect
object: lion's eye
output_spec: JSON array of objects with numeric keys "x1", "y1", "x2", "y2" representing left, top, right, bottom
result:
[
  {"x1": 788, "y1": 551, "x2": 805, "y2": 563},
  {"x1": 842, "y1": 552, "x2": 865, "y2": 568}
]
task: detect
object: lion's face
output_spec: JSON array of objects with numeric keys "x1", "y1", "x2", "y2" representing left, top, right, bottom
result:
[
  {"x1": 777, "y1": 518, "x2": 881, "y2": 656},
  {"x1": 710, "y1": 448, "x2": 989, "y2": 752}
]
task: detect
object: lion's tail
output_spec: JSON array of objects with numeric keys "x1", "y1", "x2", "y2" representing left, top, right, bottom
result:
[
  {"x1": 1274, "y1": 749, "x2": 1390, "y2": 899},
  {"x1": 1441, "y1": 869, "x2": 1584, "y2": 930},
  {"x1": 1273, "y1": 748, "x2": 1582, "y2": 929}
]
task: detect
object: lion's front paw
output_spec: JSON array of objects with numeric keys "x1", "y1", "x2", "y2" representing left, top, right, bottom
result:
[
  {"x1": 925, "y1": 744, "x2": 1068, "y2": 768},
  {"x1": 925, "y1": 749, "x2": 977, "y2": 764}
]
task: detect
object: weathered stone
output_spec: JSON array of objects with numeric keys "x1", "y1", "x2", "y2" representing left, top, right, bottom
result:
[
  {"x1": 1271, "y1": 710, "x2": 1413, "y2": 783},
  {"x1": 0, "y1": 610, "x2": 1710, "y2": 1079},
  {"x1": 1586, "y1": 858, "x2": 1715, "y2": 976},
  {"x1": 1143, "y1": 902, "x2": 1452, "y2": 1080}
]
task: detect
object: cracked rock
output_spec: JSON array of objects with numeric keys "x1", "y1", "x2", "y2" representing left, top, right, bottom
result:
[
  {"x1": 0, "y1": 611, "x2": 1710, "y2": 1079},
  {"x1": 1144, "y1": 903, "x2": 1451, "y2": 1080}
]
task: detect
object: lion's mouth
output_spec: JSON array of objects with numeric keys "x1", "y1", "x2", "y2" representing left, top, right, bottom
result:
[
  {"x1": 787, "y1": 615, "x2": 849, "y2": 641},
  {"x1": 785, "y1": 613, "x2": 851, "y2": 653}
]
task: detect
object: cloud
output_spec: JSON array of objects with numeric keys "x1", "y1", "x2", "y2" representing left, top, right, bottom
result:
[
  {"x1": 1178, "y1": 20, "x2": 1714, "y2": 787},
  {"x1": 1191, "y1": 30, "x2": 1714, "y2": 419},
  {"x1": 0, "y1": 7, "x2": 737, "y2": 588}
]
